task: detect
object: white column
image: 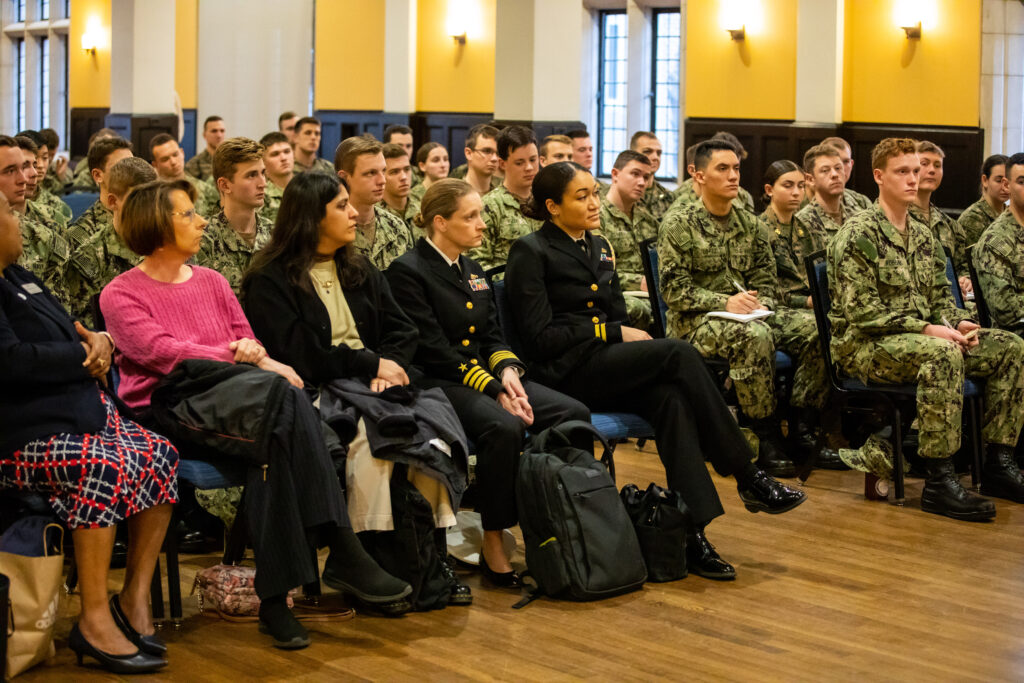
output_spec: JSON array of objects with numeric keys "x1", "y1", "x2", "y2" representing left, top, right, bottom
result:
[
  {"x1": 981, "y1": 0, "x2": 1024, "y2": 155},
  {"x1": 384, "y1": 0, "x2": 417, "y2": 114},
  {"x1": 197, "y1": 0, "x2": 313, "y2": 142},
  {"x1": 794, "y1": 0, "x2": 844, "y2": 124},
  {"x1": 110, "y1": 0, "x2": 175, "y2": 114},
  {"x1": 494, "y1": 0, "x2": 589, "y2": 123},
  {"x1": 625, "y1": 0, "x2": 652, "y2": 136}
]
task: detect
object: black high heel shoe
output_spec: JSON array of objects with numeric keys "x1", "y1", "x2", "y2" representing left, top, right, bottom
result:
[
  {"x1": 68, "y1": 623, "x2": 167, "y2": 674},
  {"x1": 109, "y1": 594, "x2": 167, "y2": 656},
  {"x1": 479, "y1": 553, "x2": 522, "y2": 588}
]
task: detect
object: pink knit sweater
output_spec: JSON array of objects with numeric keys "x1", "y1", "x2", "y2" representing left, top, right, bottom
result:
[{"x1": 99, "y1": 266, "x2": 257, "y2": 409}]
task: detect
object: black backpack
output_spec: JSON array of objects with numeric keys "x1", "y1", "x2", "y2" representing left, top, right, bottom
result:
[
  {"x1": 515, "y1": 421, "x2": 647, "y2": 603},
  {"x1": 358, "y1": 464, "x2": 450, "y2": 611}
]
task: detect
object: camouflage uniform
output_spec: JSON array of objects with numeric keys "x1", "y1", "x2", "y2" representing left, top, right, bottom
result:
[
  {"x1": 187, "y1": 174, "x2": 220, "y2": 218},
  {"x1": 67, "y1": 200, "x2": 113, "y2": 251},
  {"x1": 194, "y1": 211, "x2": 273, "y2": 295},
  {"x1": 909, "y1": 202, "x2": 968, "y2": 277},
  {"x1": 828, "y1": 204, "x2": 1024, "y2": 457},
  {"x1": 64, "y1": 222, "x2": 141, "y2": 325},
  {"x1": 959, "y1": 197, "x2": 1003, "y2": 247},
  {"x1": 410, "y1": 166, "x2": 424, "y2": 189},
  {"x1": 69, "y1": 160, "x2": 99, "y2": 193},
  {"x1": 40, "y1": 165, "x2": 69, "y2": 195},
  {"x1": 597, "y1": 199, "x2": 657, "y2": 330},
  {"x1": 293, "y1": 157, "x2": 335, "y2": 175},
  {"x1": 259, "y1": 179, "x2": 285, "y2": 227},
  {"x1": 468, "y1": 184, "x2": 542, "y2": 272},
  {"x1": 379, "y1": 195, "x2": 422, "y2": 241},
  {"x1": 353, "y1": 204, "x2": 415, "y2": 271},
  {"x1": 639, "y1": 179, "x2": 674, "y2": 223},
  {"x1": 408, "y1": 181, "x2": 426, "y2": 206},
  {"x1": 793, "y1": 199, "x2": 845, "y2": 244},
  {"x1": 972, "y1": 209, "x2": 1024, "y2": 335},
  {"x1": 16, "y1": 208, "x2": 71, "y2": 306},
  {"x1": 449, "y1": 163, "x2": 468, "y2": 179},
  {"x1": 843, "y1": 187, "x2": 872, "y2": 213},
  {"x1": 759, "y1": 206, "x2": 818, "y2": 309},
  {"x1": 34, "y1": 189, "x2": 72, "y2": 224},
  {"x1": 184, "y1": 148, "x2": 213, "y2": 182},
  {"x1": 658, "y1": 201, "x2": 828, "y2": 418}
]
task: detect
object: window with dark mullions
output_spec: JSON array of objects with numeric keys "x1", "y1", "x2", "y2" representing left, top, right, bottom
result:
[
  {"x1": 39, "y1": 0, "x2": 49, "y2": 20},
  {"x1": 651, "y1": 9, "x2": 680, "y2": 180},
  {"x1": 16, "y1": 38, "x2": 26, "y2": 131},
  {"x1": 597, "y1": 10, "x2": 628, "y2": 178},
  {"x1": 40, "y1": 37, "x2": 50, "y2": 128}
]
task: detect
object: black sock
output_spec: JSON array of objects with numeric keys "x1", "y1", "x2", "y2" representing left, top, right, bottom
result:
[
  {"x1": 258, "y1": 594, "x2": 307, "y2": 642},
  {"x1": 735, "y1": 462, "x2": 760, "y2": 488}
]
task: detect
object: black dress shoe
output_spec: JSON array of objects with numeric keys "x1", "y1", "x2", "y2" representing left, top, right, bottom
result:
[
  {"x1": 686, "y1": 531, "x2": 735, "y2": 581},
  {"x1": 479, "y1": 553, "x2": 522, "y2": 588},
  {"x1": 440, "y1": 557, "x2": 473, "y2": 605},
  {"x1": 109, "y1": 594, "x2": 166, "y2": 656},
  {"x1": 738, "y1": 471, "x2": 807, "y2": 514},
  {"x1": 68, "y1": 623, "x2": 167, "y2": 674}
]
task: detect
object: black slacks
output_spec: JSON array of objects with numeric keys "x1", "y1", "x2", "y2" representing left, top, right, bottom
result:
[
  {"x1": 556, "y1": 338, "x2": 755, "y2": 527},
  {"x1": 442, "y1": 380, "x2": 590, "y2": 530}
]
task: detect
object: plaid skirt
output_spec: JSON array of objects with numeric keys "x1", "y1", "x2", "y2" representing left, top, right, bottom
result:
[{"x1": 0, "y1": 389, "x2": 178, "y2": 529}]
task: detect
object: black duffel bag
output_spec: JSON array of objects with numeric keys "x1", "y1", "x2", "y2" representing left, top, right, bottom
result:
[{"x1": 619, "y1": 483, "x2": 693, "y2": 583}]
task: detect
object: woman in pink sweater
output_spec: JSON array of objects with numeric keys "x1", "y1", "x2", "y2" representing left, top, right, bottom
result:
[{"x1": 100, "y1": 180, "x2": 412, "y2": 649}]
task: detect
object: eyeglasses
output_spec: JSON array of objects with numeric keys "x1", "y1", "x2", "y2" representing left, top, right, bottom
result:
[
  {"x1": 472, "y1": 147, "x2": 498, "y2": 158},
  {"x1": 170, "y1": 209, "x2": 197, "y2": 222}
]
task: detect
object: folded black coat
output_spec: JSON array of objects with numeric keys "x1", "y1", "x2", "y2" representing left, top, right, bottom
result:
[{"x1": 318, "y1": 378, "x2": 469, "y2": 511}]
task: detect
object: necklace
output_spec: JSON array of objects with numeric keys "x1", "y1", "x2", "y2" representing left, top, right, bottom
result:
[{"x1": 310, "y1": 268, "x2": 335, "y2": 294}]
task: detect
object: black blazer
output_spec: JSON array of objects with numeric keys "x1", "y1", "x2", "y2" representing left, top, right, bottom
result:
[
  {"x1": 243, "y1": 257, "x2": 418, "y2": 387},
  {"x1": 0, "y1": 265, "x2": 106, "y2": 453},
  {"x1": 386, "y1": 239, "x2": 524, "y2": 400},
  {"x1": 505, "y1": 221, "x2": 627, "y2": 385}
]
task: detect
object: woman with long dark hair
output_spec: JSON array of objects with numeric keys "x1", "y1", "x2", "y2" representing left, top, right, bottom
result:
[
  {"x1": 385, "y1": 178, "x2": 589, "y2": 584},
  {"x1": 242, "y1": 172, "x2": 472, "y2": 605},
  {"x1": 504, "y1": 162, "x2": 807, "y2": 580}
]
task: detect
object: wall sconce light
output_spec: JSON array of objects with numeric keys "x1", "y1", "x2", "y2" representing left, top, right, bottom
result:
[
  {"x1": 720, "y1": 0, "x2": 761, "y2": 41},
  {"x1": 894, "y1": 0, "x2": 936, "y2": 39},
  {"x1": 901, "y1": 21, "x2": 922, "y2": 39},
  {"x1": 447, "y1": 0, "x2": 468, "y2": 45},
  {"x1": 81, "y1": 17, "x2": 102, "y2": 55},
  {"x1": 725, "y1": 25, "x2": 745, "y2": 41}
]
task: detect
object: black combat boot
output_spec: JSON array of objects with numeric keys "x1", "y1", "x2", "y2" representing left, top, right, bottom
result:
[
  {"x1": 980, "y1": 444, "x2": 1024, "y2": 503},
  {"x1": 920, "y1": 458, "x2": 995, "y2": 521},
  {"x1": 749, "y1": 417, "x2": 796, "y2": 478},
  {"x1": 794, "y1": 407, "x2": 845, "y2": 470}
]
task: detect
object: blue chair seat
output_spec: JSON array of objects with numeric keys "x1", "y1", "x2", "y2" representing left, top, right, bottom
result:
[
  {"x1": 177, "y1": 459, "x2": 247, "y2": 490},
  {"x1": 590, "y1": 412, "x2": 655, "y2": 441},
  {"x1": 774, "y1": 351, "x2": 792, "y2": 371}
]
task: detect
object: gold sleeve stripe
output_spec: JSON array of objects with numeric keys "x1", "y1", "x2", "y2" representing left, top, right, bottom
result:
[
  {"x1": 475, "y1": 374, "x2": 494, "y2": 393},
  {"x1": 489, "y1": 350, "x2": 518, "y2": 369},
  {"x1": 463, "y1": 366, "x2": 494, "y2": 392},
  {"x1": 594, "y1": 323, "x2": 607, "y2": 341}
]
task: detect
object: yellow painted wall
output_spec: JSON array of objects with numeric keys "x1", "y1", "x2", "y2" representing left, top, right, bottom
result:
[
  {"x1": 175, "y1": 0, "x2": 198, "y2": 109},
  {"x1": 685, "y1": 0, "x2": 797, "y2": 120},
  {"x1": 69, "y1": 0, "x2": 111, "y2": 108},
  {"x1": 315, "y1": 0, "x2": 385, "y2": 110},
  {"x1": 843, "y1": 0, "x2": 979, "y2": 126},
  {"x1": 416, "y1": 0, "x2": 495, "y2": 113}
]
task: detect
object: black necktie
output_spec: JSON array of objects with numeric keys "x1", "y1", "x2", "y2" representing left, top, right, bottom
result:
[
  {"x1": 451, "y1": 263, "x2": 462, "y2": 281},
  {"x1": 576, "y1": 238, "x2": 590, "y2": 256}
]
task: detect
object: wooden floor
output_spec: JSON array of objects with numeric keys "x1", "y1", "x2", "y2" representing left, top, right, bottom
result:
[{"x1": 20, "y1": 441, "x2": 1024, "y2": 682}]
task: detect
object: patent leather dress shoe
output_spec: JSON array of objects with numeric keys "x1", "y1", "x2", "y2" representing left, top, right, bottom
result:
[
  {"x1": 440, "y1": 557, "x2": 473, "y2": 605},
  {"x1": 686, "y1": 531, "x2": 735, "y2": 581},
  {"x1": 479, "y1": 554, "x2": 522, "y2": 588},
  {"x1": 68, "y1": 623, "x2": 167, "y2": 674},
  {"x1": 738, "y1": 471, "x2": 807, "y2": 514},
  {"x1": 109, "y1": 594, "x2": 166, "y2": 656}
]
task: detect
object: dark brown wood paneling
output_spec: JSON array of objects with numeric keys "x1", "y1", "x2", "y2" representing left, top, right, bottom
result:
[
  {"x1": 69, "y1": 107, "x2": 110, "y2": 159},
  {"x1": 685, "y1": 118, "x2": 984, "y2": 212},
  {"x1": 315, "y1": 111, "x2": 411, "y2": 167},
  {"x1": 409, "y1": 112, "x2": 495, "y2": 168},
  {"x1": 104, "y1": 113, "x2": 178, "y2": 161}
]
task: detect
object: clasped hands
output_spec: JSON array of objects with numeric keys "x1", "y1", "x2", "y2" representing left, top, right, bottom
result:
[{"x1": 923, "y1": 320, "x2": 980, "y2": 354}]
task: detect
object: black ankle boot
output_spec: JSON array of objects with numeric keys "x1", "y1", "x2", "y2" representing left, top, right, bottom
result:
[
  {"x1": 794, "y1": 408, "x2": 846, "y2": 470},
  {"x1": 921, "y1": 458, "x2": 995, "y2": 521},
  {"x1": 322, "y1": 527, "x2": 413, "y2": 604},
  {"x1": 258, "y1": 595, "x2": 310, "y2": 650},
  {"x1": 980, "y1": 444, "x2": 1024, "y2": 503},
  {"x1": 749, "y1": 417, "x2": 796, "y2": 478}
]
